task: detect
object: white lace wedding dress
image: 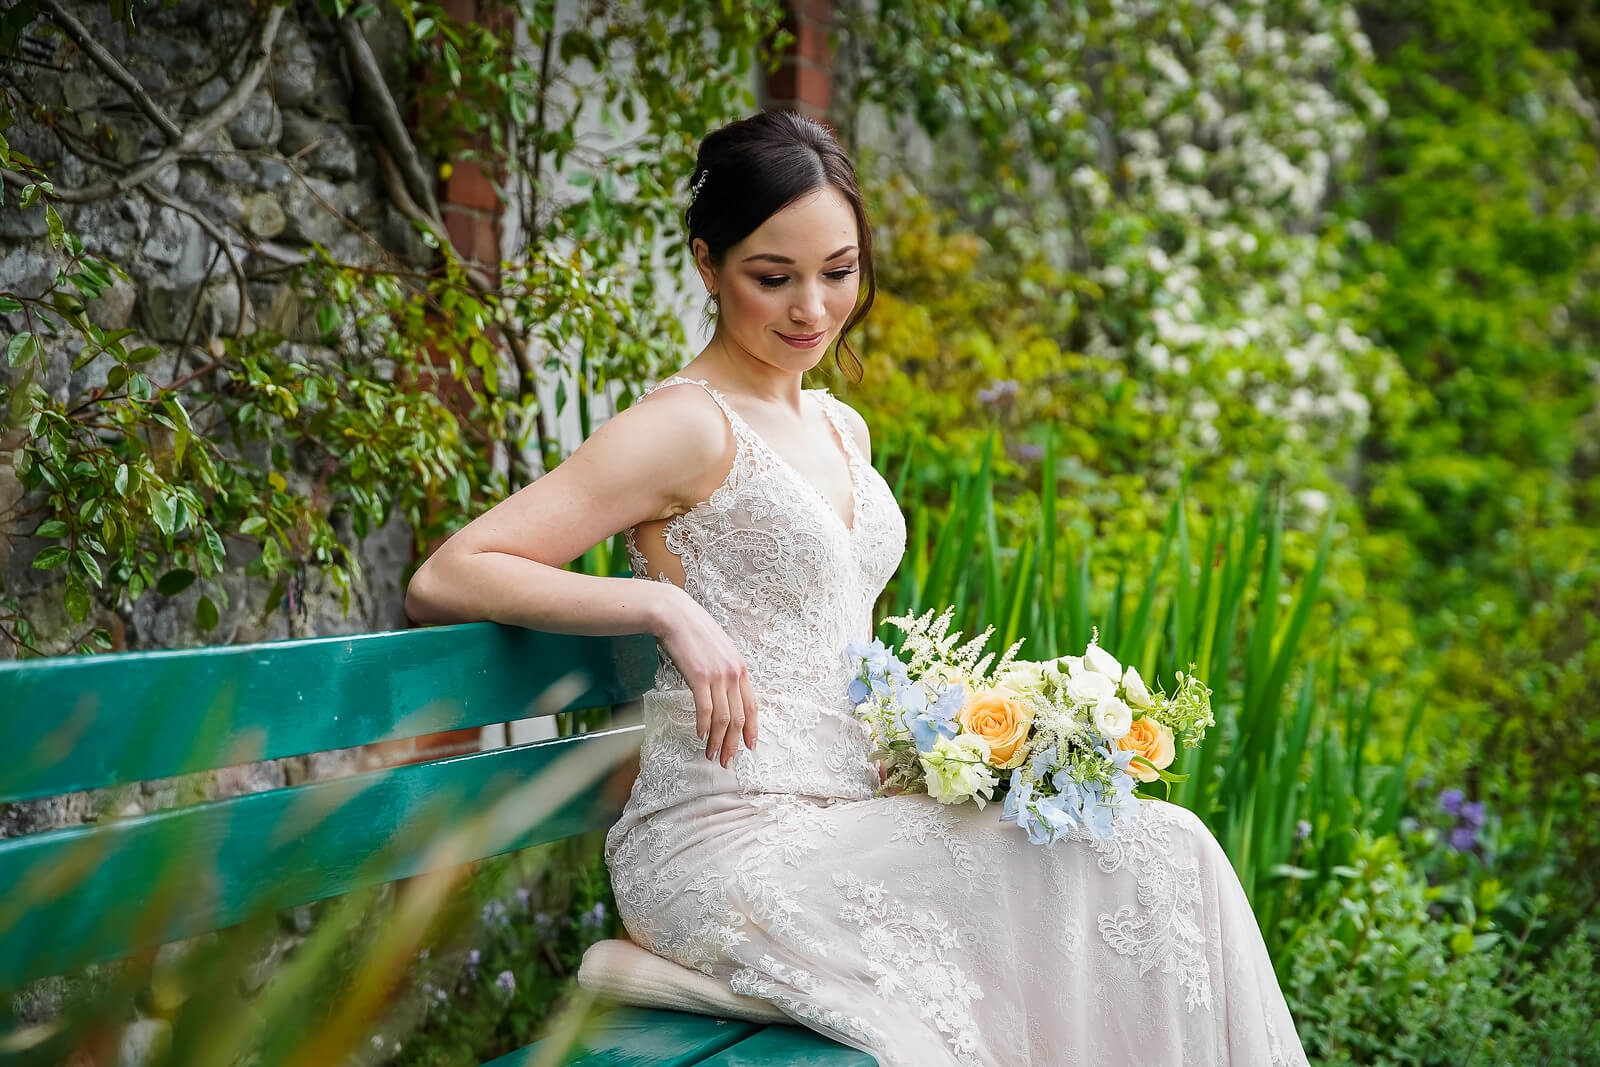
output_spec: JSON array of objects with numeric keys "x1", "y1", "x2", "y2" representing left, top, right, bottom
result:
[{"x1": 605, "y1": 377, "x2": 1308, "y2": 1066}]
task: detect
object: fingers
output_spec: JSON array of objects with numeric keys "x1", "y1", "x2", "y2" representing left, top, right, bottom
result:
[
  {"x1": 740, "y1": 671, "x2": 759, "y2": 751},
  {"x1": 706, "y1": 680, "x2": 732, "y2": 765},
  {"x1": 692, "y1": 678, "x2": 714, "y2": 748}
]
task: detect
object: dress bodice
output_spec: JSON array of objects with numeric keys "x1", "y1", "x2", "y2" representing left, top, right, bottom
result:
[{"x1": 618, "y1": 376, "x2": 907, "y2": 807}]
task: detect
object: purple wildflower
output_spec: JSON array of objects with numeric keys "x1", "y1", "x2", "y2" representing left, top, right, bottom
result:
[
  {"x1": 495, "y1": 970, "x2": 516, "y2": 995},
  {"x1": 1015, "y1": 442, "x2": 1045, "y2": 461},
  {"x1": 976, "y1": 379, "x2": 1020, "y2": 408},
  {"x1": 533, "y1": 912, "x2": 555, "y2": 934},
  {"x1": 515, "y1": 887, "x2": 531, "y2": 909},
  {"x1": 580, "y1": 902, "x2": 608, "y2": 930},
  {"x1": 480, "y1": 900, "x2": 509, "y2": 928},
  {"x1": 1295, "y1": 819, "x2": 1312, "y2": 840},
  {"x1": 1449, "y1": 826, "x2": 1477, "y2": 852},
  {"x1": 1460, "y1": 801, "x2": 1486, "y2": 830},
  {"x1": 1438, "y1": 788, "x2": 1464, "y2": 816}
]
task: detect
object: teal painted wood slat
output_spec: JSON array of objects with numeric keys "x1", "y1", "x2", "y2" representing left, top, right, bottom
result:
[
  {"x1": 0, "y1": 623, "x2": 658, "y2": 803},
  {"x1": 0, "y1": 725, "x2": 642, "y2": 990},
  {"x1": 484, "y1": 1008, "x2": 762, "y2": 1066},
  {"x1": 695, "y1": 1026, "x2": 876, "y2": 1066}
]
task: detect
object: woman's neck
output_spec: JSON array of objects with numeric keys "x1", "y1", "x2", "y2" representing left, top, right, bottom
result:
[{"x1": 688, "y1": 333, "x2": 808, "y2": 411}]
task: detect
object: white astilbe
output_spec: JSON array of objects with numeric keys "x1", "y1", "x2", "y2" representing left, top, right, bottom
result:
[{"x1": 884, "y1": 608, "x2": 1025, "y2": 687}]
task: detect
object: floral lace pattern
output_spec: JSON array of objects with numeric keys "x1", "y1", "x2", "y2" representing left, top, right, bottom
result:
[
  {"x1": 602, "y1": 375, "x2": 1307, "y2": 1065},
  {"x1": 834, "y1": 871, "x2": 986, "y2": 1065},
  {"x1": 1085, "y1": 802, "x2": 1213, "y2": 1012}
]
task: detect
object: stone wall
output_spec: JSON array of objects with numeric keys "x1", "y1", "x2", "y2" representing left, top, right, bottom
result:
[
  {"x1": 0, "y1": 4, "x2": 451, "y2": 1030},
  {"x1": 2, "y1": 0, "x2": 422, "y2": 662},
  {"x1": 0, "y1": 1, "x2": 436, "y2": 854}
]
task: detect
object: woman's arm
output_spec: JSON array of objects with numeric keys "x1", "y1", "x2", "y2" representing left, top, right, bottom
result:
[{"x1": 405, "y1": 386, "x2": 758, "y2": 766}]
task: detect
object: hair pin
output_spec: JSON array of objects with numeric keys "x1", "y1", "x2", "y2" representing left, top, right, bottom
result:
[{"x1": 690, "y1": 169, "x2": 709, "y2": 203}]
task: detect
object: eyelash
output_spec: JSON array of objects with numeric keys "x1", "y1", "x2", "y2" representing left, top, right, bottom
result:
[{"x1": 757, "y1": 268, "x2": 858, "y2": 289}]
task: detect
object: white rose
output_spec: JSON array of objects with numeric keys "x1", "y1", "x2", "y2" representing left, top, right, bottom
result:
[
  {"x1": 1121, "y1": 666, "x2": 1153, "y2": 709},
  {"x1": 1066, "y1": 669, "x2": 1117, "y2": 705},
  {"x1": 1093, "y1": 696, "x2": 1133, "y2": 740},
  {"x1": 998, "y1": 660, "x2": 1047, "y2": 692},
  {"x1": 1083, "y1": 643, "x2": 1124, "y2": 679},
  {"x1": 1056, "y1": 655, "x2": 1085, "y2": 676}
]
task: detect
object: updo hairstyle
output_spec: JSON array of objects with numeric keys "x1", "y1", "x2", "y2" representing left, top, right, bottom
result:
[{"x1": 685, "y1": 111, "x2": 875, "y2": 380}]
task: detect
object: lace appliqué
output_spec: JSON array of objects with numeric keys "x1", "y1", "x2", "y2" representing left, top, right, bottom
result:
[
  {"x1": 1083, "y1": 801, "x2": 1213, "y2": 1012},
  {"x1": 834, "y1": 871, "x2": 986, "y2": 1066},
  {"x1": 731, "y1": 955, "x2": 883, "y2": 1049},
  {"x1": 884, "y1": 800, "x2": 993, "y2": 894}
]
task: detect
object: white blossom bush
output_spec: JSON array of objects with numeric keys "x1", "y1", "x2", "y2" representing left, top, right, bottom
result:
[{"x1": 841, "y1": 0, "x2": 1402, "y2": 506}]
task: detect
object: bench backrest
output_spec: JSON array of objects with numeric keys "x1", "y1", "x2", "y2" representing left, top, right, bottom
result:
[{"x1": 0, "y1": 623, "x2": 657, "y2": 991}]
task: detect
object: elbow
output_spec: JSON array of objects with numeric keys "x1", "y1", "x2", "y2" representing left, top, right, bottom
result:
[{"x1": 404, "y1": 553, "x2": 454, "y2": 626}]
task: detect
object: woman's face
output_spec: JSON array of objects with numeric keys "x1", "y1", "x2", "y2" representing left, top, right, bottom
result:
[{"x1": 695, "y1": 186, "x2": 861, "y2": 375}]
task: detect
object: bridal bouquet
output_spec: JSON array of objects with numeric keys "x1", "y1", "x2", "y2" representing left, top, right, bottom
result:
[{"x1": 846, "y1": 609, "x2": 1214, "y2": 843}]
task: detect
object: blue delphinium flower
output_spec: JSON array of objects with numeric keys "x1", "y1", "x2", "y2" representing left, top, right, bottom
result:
[
  {"x1": 1104, "y1": 746, "x2": 1139, "y2": 810},
  {"x1": 900, "y1": 681, "x2": 960, "y2": 753},
  {"x1": 848, "y1": 675, "x2": 872, "y2": 705},
  {"x1": 846, "y1": 638, "x2": 912, "y2": 705}
]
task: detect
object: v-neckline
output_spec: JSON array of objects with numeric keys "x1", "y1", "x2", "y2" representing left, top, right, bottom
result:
[
  {"x1": 672, "y1": 378, "x2": 860, "y2": 534},
  {"x1": 740, "y1": 392, "x2": 860, "y2": 535}
]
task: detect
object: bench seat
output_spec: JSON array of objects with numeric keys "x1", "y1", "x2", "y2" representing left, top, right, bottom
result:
[
  {"x1": 494, "y1": 1007, "x2": 876, "y2": 1066},
  {"x1": 0, "y1": 623, "x2": 866, "y2": 1065}
]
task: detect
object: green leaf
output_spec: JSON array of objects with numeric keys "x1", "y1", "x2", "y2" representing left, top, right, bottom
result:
[
  {"x1": 74, "y1": 549, "x2": 103, "y2": 586},
  {"x1": 31, "y1": 545, "x2": 69, "y2": 570},
  {"x1": 240, "y1": 515, "x2": 268, "y2": 536},
  {"x1": 156, "y1": 569, "x2": 197, "y2": 596},
  {"x1": 64, "y1": 574, "x2": 90, "y2": 623},
  {"x1": 195, "y1": 594, "x2": 219, "y2": 632},
  {"x1": 203, "y1": 523, "x2": 226, "y2": 566},
  {"x1": 126, "y1": 346, "x2": 162, "y2": 364},
  {"x1": 150, "y1": 493, "x2": 176, "y2": 536},
  {"x1": 34, "y1": 519, "x2": 68, "y2": 538},
  {"x1": 18, "y1": 183, "x2": 38, "y2": 208},
  {"x1": 114, "y1": 463, "x2": 130, "y2": 495},
  {"x1": 0, "y1": 296, "x2": 21, "y2": 313},
  {"x1": 5, "y1": 331, "x2": 35, "y2": 366},
  {"x1": 45, "y1": 204, "x2": 62, "y2": 249}
]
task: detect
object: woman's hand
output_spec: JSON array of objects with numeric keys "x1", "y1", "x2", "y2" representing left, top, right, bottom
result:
[{"x1": 653, "y1": 583, "x2": 758, "y2": 767}]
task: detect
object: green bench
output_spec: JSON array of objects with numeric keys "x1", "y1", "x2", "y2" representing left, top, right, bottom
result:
[{"x1": 0, "y1": 623, "x2": 871, "y2": 1066}]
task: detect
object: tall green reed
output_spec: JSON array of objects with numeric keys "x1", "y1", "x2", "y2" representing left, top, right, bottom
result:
[{"x1": 881, "y1": 433, "x2": 1422, "y2": 950}]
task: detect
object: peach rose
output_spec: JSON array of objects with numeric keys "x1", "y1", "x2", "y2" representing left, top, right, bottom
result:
[
  {"x1": 957, "y1": 687, "x2": 1034, "y2": 769},
  {"x1": 1116, "y1": 717, "x2": 1176, "y2": 782}
]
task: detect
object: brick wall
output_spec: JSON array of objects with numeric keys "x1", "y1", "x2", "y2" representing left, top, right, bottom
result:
[{"x1": 766, "y1": 0, "x2": 834, "y2": 119}]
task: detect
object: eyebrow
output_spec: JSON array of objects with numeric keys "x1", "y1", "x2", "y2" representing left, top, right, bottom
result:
[{"x1": 740, "y1": 245, "x2": 858, "y2": 265}]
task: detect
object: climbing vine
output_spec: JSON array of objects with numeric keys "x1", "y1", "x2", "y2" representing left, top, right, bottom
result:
[{"x1": 0, "y1": 0, "x2": 787, "y2": 654}]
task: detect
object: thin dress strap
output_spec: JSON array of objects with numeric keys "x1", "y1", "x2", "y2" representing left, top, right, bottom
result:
[
  {"x1": 644, "y1": 375, "x2": 758, "y2": 489},
  {"x1": 649, "y1": 375, "x2": 743, "y2": 430},
  {"x1": 809, "y1": 389, "x2": 867, "y2": 469}
]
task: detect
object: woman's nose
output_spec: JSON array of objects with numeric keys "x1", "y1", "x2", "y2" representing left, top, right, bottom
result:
[{"x1": 790, "y1": 283, "x2": 825, "y2": 325}]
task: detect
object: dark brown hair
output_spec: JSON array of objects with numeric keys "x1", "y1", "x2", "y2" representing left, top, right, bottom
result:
[{"x1": 685, "y1": 110, "x2": 875, "y2": 380}]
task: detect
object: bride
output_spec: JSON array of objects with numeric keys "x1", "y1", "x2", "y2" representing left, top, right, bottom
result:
[{"x1": 406, "y1": 110, "x2": 1307, "y2": 1066}]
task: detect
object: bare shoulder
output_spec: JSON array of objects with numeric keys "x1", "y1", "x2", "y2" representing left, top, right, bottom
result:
[
  {"x1": 824, "y1": 393, "x2": 873, "y2": 465},
  {"x1": 582, "y1": 379, "x2": 731, "y2": 470}
]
